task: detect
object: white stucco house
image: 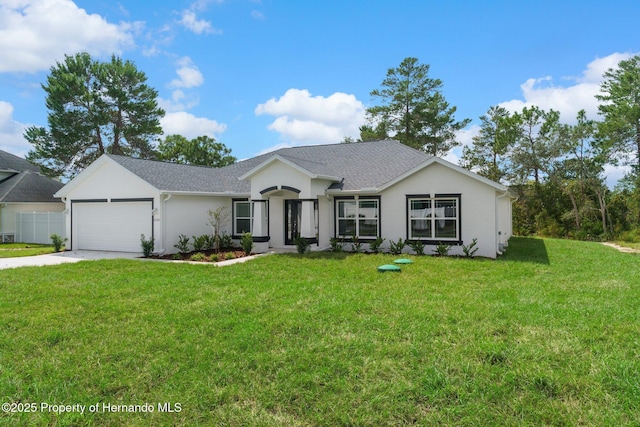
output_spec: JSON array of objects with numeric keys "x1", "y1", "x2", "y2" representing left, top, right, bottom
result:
[
  {"x1": 0, "y1": 150, "x2": 65, "y2": 243},
  {"x1": 54, "y1": 140, "x2": 515, "y2": 258}
]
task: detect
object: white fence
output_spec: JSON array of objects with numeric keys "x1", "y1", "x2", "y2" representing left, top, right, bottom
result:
[{"x1": 14, "y1": 212, "x2": 65, "y2": 244}]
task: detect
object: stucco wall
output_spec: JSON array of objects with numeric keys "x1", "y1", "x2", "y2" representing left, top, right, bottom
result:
[
  {"x1": 379, "y1": 162, "x2": 500, "y2": 258},
  {"x1": 60, "y1": 159, "x2": 161, "y2": 251},
  {"x1": 163, "y1": 195, "x2": 231, "y2": 253}
]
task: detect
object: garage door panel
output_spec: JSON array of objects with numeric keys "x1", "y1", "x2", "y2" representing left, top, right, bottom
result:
[{"x1": 74, "y1": 201, "x2": 152, "y2": 252}]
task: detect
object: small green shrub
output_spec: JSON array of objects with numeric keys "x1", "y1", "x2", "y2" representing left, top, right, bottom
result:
[
  {"x1": 433, "y1": 242, "x2": 452, "y2": 257},
  {"x1": 172, "y1": 253, "x2": 182, "y2": 260},
  {"x1": 241, "y1": 232, "x2": 253, "y2": 255},
  {"x1": 368, "y1": 237, "x2": 385, "y2": 254},
  {"x1": 190, "y1": 252, "x2": 206, "y2": 262},
  {"x1": 295, "y1": 236, "x2": 309, "y2": 254},
  {"x1": 218, "y1": 232, "x2": 234, "y2": 251},
  {"x1": 210, "y1": 254, "x2": 219, "y2": 262},
  {"x1": 174, "y1": 234, "x2": 190, "y2": 254},
  {"x1": 140, "y1": 234, "x2": 154, "y2": 257},
  {"x1": 389, "y1": 238, "x2": 405, "y2": 255},
  {"x1": 50, "y1": 233, "x2": 67, "y2": 252},
  {"x1": 225, "y1": 252, "x2": 235, "y2": 260},
  {"x1": 408, "y1": 240, "x2": 425, "y2": 256},
  {"x1": 329, "y1": 237, "x2": 344, "y2": 253},
  {"x1": 351, "y1": 233, "x2": 362, "y2": 253},
  {"x1": 204, "y1": 234, "x2": 216, "y2": 250},
  {"x1": 462, "y1": 238, "x2": 479, "y2": 258},
  {"x1": 192, "y1": 235, "x2": 208, "y2": 252}
]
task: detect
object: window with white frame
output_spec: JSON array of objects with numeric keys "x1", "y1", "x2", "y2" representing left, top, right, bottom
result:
[
  {"x1": 408, "y1": 195, "x2": 459, "y2": 241},
  {"x1": 233, "y1": 200, "x2": 252, "y2": 235},
  {"x1": 336, "y1": 197, "x2": 379, "y2": 238}
]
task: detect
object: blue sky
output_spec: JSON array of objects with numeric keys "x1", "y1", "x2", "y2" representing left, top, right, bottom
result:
[{"x1": 1, "y1": 0, "x2": 638, "y2": 185}]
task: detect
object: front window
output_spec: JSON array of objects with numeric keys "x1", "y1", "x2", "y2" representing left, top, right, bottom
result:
[
  {"x1": 336, "y1": 197, "x2": 379, "y2": 238},
  {"x1": 408, "y1": 195, "x2": 459, "y2": 241},
  {"x1": 233, "y1": 200, "x2": 252, "y2": 235}
]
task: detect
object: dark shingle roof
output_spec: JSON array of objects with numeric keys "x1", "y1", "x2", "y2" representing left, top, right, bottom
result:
[
  {"x1": 0, "y1": 150, "x2": 40, "y2": 173},
  {"x1": 107, "y1": 140, "x2": 430, "y2": 193},
  {"x1": 0, "y1": 171, "x2": 64, "y2": 203}
]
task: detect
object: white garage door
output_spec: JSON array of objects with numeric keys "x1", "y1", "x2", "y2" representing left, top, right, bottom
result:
[{"x1": 73, "y1": 200, "x2": 152, "y2": 252}]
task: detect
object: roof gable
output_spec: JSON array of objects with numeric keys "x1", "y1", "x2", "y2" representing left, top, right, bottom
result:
[{"x1": 378, "y1": 156, "x2": 511, "y2": 193}]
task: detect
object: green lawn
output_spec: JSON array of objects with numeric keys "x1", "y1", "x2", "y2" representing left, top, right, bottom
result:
[
  {"x1": 0, "y1": 243, "x2": 56, "y2": 258},
  {"x1": 0, "y1": 238, "x2": 639, "y2": 426}
]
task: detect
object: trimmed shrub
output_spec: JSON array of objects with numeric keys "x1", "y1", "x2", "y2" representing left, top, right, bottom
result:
[
  {"x1": 192, "y1": 235, "x2": 208, "y2": 252},
  {"x1": 241, "y1": 232, "x2": 253, "y2": 255},
  {"x1": 433, "y1": 242, "x2": 452, "y2": 257},
  {"x1": 408, "y1": 240, "x2": 425, "y2": 256},
  {"x1": 389, "y1": 238, "x2": 405, "y2": 255},
  {"x1": 190, "y1": 252, "x2": 206, "y2": 262},
  {"x1": 295, "y1": 236, "x2": 309, "y2": 254},
  {"x1": 174, "y1": 234, "x2": 190, "y2": 254},
  {"x1": 50, "y1": 233, "x2": 67, "y2": 252},
  {"x1": 368, "y1": 237, "x2": 385, "y2": 254},
  {"x1": 140, "y1": 234, "x2": 154, "y2": 257}
]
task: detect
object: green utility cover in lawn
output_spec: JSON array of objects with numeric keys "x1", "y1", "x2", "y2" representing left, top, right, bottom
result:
[
  {"x1": 378, "y1": 264, "x2": 401, "y2": 273},
  {"x1": 394, "y1": 259, "x2": 413, "y2": 264}
]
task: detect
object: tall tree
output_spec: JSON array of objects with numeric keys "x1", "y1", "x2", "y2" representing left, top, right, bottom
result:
[
  {"x1": 460, "y1": 105, "x2": 515, "y2": 182},
  {"x1": 365, "y1": 57, "x2": 470, "y2": 156},
  {"x1": 157, "y1": 135, "x2": 236, "y2": 167},
  {"x1": 509, "y1": 106, "x2": 562, "y2": 184},
  {"x1": 596, "y1": 55, "x2": 640, "y2": 173},
  {"x1": 25, "y1": 52, "x2": 164, "y2": 178}
]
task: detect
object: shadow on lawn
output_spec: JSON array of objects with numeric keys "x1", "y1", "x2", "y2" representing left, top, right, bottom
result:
[{"x1": 499, "y1": 237, "x2": 550, "y2": 265}]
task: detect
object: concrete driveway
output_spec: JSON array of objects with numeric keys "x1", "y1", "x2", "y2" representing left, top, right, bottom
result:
[{"x1": 0, "y1": 250, "x2": 141, "y2": 270}]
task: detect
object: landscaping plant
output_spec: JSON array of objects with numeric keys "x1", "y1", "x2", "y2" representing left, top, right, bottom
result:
[
  {"x1": 174, "y1": 234, "x2": 190, "y2": 254},
  {"x1": 389, "y1": 237, "x2": 405, "y2": 255},
  {"x1": 462, "y1": 237, "x2": 479, "y2": 257},
  {"x1": 50, "y1": 233, "x2": 67, "y2": 252},
  {"x1": 368, "y1": 237, "x2": 385, "y2": 254},
  {"x1": 241, "y1": 232, "x2": 253, "y2": 255},
  {"x1": 140, "y1": 234, "x2": 154, "y2": 257}
]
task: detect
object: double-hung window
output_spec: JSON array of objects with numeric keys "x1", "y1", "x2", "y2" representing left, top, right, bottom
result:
[
  {"x1": 336, "y1": 197, "x2": 380, "y2": 238},
  {"x1": 408, "y1": 195, "x2": 460, "y2": 242},
  {"x1": 233, "y1": 199, "x2": 252, "y2": 235}
]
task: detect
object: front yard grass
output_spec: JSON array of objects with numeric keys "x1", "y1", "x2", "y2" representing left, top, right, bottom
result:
[
  {"x1": 0, "y1": 237, "x2": 639, "y2": 426},
  {"x1": 0, "y1": 242, "x2": 56, "y2": 258}
]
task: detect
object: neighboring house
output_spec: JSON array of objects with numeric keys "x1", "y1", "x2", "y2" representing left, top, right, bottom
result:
[
  {"x1": 0, "y1": 150, "x2": 65, "y2": 243},
  {"x1": 54, "y1": 140, "x2": 515, "y2": 258}
]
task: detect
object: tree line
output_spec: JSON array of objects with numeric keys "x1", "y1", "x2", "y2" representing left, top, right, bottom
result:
[{"x1": 25, "y1": 52, "x2": 640, "y2": 241}]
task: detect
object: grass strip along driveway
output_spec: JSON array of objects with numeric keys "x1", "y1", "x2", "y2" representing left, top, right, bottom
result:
[
  {"x1": 0, "y1": 243, "x2": 55, "y2": 258},
  {"x1": 0, "y1": 237, "x2": 639, "y2": 426}
]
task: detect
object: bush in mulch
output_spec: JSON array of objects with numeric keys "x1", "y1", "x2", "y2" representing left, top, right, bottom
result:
[{"x1": 146, "y1": 249, "x2": 249, "y2": 263}]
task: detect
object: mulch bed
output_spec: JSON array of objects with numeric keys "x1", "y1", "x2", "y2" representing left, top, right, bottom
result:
[{"x1": 147, "y1": 249, "x2": 250, "y2": 263}]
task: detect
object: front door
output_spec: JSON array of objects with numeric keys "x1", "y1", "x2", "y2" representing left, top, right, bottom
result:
[{"x1": 284, "y1": 200, "x2": 301, "y2": 245}]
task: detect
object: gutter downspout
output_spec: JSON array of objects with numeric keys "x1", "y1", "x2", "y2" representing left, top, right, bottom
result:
[
  {"x1": 495, "y1": 190, "x2": 511, "y2": 256},
  {"x1": 160, "y1": 194, "x2": 172, "y2": 254}
]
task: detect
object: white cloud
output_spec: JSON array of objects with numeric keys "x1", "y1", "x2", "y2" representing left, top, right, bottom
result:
[
  {"x1": 0, "y1": 0, "x2": 137, "y2": 73},
  {"x1": 178, "y1": 9, "x2": 222, "y2": 35},
  {"x1": 0, "y1": 101, "x2": 30, "y2": 157},
  {"x1": 160, "y1": 111, "x2": 227, "y2": 139},
  {"x1": 169, "y1": 57, "x2": 204, "y2": 89},
  {"x1": 499, "y1": 52, "x2": 638, "y2": 123},
  {"x1": 255, "y1": 89, "x2": 367, "y2": 144}
]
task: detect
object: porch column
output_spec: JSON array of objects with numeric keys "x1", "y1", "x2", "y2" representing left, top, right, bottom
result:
[
  {"x1": 252, "y1": 200, "x2": 269, "y2": 253},
  {"x1": 300, "y1": 199, "x2": 317, "y2": 244}
]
